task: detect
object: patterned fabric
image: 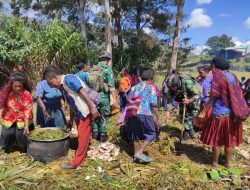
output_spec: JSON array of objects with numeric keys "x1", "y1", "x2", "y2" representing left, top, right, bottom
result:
[
  {"x1": 0, "y1": 80, "x2": 12, "y2": 109},
  {"x1": 76, "y1": 70, "x2": 89, "y2": 85},
  {"x1": 92, "y1": 61, "x2": 115, "y2": 133},
  {"x1": 211, "y1": 68, "x2": 249, "y2": 120},
  {"x1": 98, "y1": 61, "x2": 115, "y2": 92},
  {"x1": 128, "y1": 82, "x2": 157, "y2": 116},
  {"x1": 165, "y1": 76, "x2": 201, "y2": 130},
  {"x1": 0, "y1": 73, "x2": 31, "y2": 109},
  {"x1": 93, "y1": 91, "x2": 110, "y2": 133},
  {"x1": 1, "y1": 90, "x2": 33, "y2": 129},
  {"x1": 201, "y1": 75, "x2": 213, "y2": 103},
  {"x1": 212, "y1": 70, "x2": 234, "y2": 115},
  {"x1": 165, "y1": 76, "x2": 201, "y2": 112},
  {"x1": 131, "y1": 74, "x2": 139, "y2": 87},
  {"x1": 152, "y1": 83, "x2": 161, "y2": 97}
]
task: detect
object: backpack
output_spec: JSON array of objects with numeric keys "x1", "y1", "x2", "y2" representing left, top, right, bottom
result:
[
  {"x1": 88, "y1": 64, "x2": 108, "y2": 92},
  {"x1": 179, "y1": 75, "x2": 202, "y2": 97}
]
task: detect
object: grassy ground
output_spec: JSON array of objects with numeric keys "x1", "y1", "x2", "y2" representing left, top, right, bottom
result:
[{"x1": 0, "y1": 71, "x2": 249, "y2": 190}]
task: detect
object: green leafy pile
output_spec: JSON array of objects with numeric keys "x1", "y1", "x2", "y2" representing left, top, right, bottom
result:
[{"x1": 29, "y1": 129, "x2": 69, "y2": 141}]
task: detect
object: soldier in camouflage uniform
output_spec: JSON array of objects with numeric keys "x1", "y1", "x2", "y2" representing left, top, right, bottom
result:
[
  {"x1": 92, "y1": 51, "x2": 118, "y2": 142},
  {"x1": 164, "y1": 73, "x2": 201, "y2": 141}
]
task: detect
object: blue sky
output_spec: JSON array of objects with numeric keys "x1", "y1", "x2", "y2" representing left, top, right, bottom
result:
[{"x1": 183, "y1": 0, "x2": 250, "y2": 54}]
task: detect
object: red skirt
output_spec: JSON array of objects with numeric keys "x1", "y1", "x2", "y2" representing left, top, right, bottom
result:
[
  {"x1": 193, "y1": 103, "x2": 212, "y2": 129},
  {"x1": 201, "y1": 116, "x2": 243, "y2": 148}
]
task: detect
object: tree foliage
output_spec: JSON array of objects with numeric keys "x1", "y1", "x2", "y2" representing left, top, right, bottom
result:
[{"x1": 205, "y1": 34, "x2": 236, "y2": 55}]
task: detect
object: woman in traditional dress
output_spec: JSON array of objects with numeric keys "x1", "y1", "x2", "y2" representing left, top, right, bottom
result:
[
  {"x1": 0, "y1": 72, "x2": 33, "y2": 152},
  {"x1": 194, "y1": 65, "x2": 213, "y2": 129},
  {"x1": 199, "y1": 57, "x2": 244, "y2": 168}
]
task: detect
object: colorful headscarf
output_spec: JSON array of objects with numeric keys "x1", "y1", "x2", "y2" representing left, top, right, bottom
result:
[{"x1": 0, "y1": 72, "x2": 31, "y2": 109}]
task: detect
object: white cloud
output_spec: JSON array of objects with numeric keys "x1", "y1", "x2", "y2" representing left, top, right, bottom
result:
[
  {"x1": 186, "y1": 8, "x2": 213, "y2": 28},
  {"x1": 191, "y1": 45, "x2": 208, "y2": 55},
  {"x1": 231, "y1": 37, "x2": 250, "y2": 53},
  {"x1": 197, "y1": 0, "x2": 212, "y2": 5},
  {"x1": 244, "y1": 17, "x2": 250, "y2": 29}
]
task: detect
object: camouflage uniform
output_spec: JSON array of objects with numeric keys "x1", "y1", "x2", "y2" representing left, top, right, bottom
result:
[
  {"x1": 93, "y1": 61, "x2": 115, "y2": 134},
  {"x1": 165, "y1": 76, "x2": 201, "y2": 130}
]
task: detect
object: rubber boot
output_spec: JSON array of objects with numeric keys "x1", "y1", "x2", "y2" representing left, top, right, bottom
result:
[
  {"x1": 100, "y1": 132, "x2": 108, "y2": 142},
  {"x1": 92, "y1": 130, "x2": 99, "y2": 140},
  {"x1": 189, "y1": 126, "x2": 197, "y2": 139},
  {"x1": 181, "y1": 130, "x2": 190, "y2": 142}
]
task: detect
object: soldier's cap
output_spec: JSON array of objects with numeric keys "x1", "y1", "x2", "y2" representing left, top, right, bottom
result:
[
  {"x1": 99, "y1": 51, "x2": 111, "y2": 61},
  {"x1": 167, "y1": 74, "x2": 181, "y2": 87}
]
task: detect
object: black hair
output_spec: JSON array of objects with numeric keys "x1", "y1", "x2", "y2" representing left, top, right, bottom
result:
[
  {"x1": 43, "y1": 65, "x2": 61, "y2": 80},
  {"x1": 141, "y1": 70, "x2": 154, "y2": 81},
  {"x1": 212, "y1": 57, "x2": 230, "y2": 70},
  {"x1": 197, "y1": 64, "x2": 211, "y2": 72},
  {"x1": 241, "y1": 76, "x2": 246, "y2": 81},
  {"x1": 76, "y1": 61, "x2": 87, "y2": 70},
  {"x1": 10, "y1": 72, "x2": 31, "y2": 92}
]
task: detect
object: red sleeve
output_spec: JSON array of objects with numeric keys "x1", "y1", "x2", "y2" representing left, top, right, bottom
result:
[{"x1": 23, "y1": 91, "x2": 33, "y2": 119}]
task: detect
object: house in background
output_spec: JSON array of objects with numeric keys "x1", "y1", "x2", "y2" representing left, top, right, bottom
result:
[{"x1": 215, "y1": 47, "x2": 247, "y2": 62}]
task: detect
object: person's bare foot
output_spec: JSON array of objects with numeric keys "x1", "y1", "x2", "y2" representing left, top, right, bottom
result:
[
  {"x1": 223, "y1": 163, "x2": 231, "y2": 169},
  {"x1": 211, "y1": 162, "x2": 218, "y2": 168}
]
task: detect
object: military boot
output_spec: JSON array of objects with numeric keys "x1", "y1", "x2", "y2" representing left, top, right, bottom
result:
[
  {"x1": 189, "y1": 126, "x2": 197, "y2": 139},
  {"x1": 181, "y1": 130, "x2": 190, "y2": 142}
]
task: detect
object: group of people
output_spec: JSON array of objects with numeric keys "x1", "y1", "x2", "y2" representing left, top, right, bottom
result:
[{"x1": 0, "y1": 53, "x2": 249, "y2": 169}]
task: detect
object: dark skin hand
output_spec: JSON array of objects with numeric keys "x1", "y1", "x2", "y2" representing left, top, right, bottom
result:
[
  {"x1": 79, "y1": 88, "x2": 100, "y2": 118},
  {"x1": 37, "y1": 97, "x2": 52, "y2": 120}
]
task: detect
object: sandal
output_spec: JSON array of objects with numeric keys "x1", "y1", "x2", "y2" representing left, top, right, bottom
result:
[{"x1": 134, "y1": 154, "x2": 152, "y2": 163}]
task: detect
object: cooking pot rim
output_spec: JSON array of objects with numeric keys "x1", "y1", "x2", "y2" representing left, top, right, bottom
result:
[{"x1": 28, "y1": 127, "x2": 70, "y2": 142}]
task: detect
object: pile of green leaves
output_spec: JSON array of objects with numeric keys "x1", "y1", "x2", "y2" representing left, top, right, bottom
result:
[
  {"x1": 207, "y1": 168, "x2": 243, "y2": 181},
  {"x1": 29, "y1": 129, "x2": 69, "y2": 141}
]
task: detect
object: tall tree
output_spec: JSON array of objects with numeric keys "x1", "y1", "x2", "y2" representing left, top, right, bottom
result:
[
  {"x1": 104, "y1": 0, "x2": 112, "y2": 66},
  {"x1": 169, "y1": 0, "x2": 184, "y2": 74},
  {"x1": 79, "y1": 0, "x2": 89, "y2": 63},
  {"x1": 111, "y1": 0, "x2": 123, "y2": 51}
]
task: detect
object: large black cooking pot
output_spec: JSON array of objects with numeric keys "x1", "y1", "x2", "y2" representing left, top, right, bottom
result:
[{"x1": 27, "y1": 127, "x2": 70, "y2": 163}]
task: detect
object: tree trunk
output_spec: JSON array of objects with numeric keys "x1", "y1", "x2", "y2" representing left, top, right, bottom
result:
[
  {"x1": 169, "y1": 0, "x2": 184, "y2": 75},
  {"x1": 135, "y1": 0, "x2": 143, "y2": 75},
  {"x1": 79, "y1": 0, "x2": 89, "y2": 64},
  {"x1": 113, "y1": 2, "x2": 123, "y2": 51},
  {"x1": 104, "y1": 0, "x2": 112, "y2": 67}
]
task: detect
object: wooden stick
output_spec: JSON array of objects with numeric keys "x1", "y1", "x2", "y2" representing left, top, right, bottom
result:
[{"x1": 180, "y1": 103, "x2": 186, "y2": 142}]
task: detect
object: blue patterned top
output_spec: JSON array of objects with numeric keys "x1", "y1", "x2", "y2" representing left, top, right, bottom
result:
[
  {"x1": 35, "y1": 80, "x2": 62, "y2": 105},
  {"x1": 212, "y1": 71, "x2": 235, "y2": 115},
  {"x1": 64, "y1": 75, "x2": 84, "y2": 120},
  {"x1": 128, "y1": 82, "x2": 157, "y2": 116},
  {"x1": 76, "y1": 70, "x2": 89, "y2": 85},
  {"x1": 201, "y1": 75, "x2": 213, "y2": 103}
]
